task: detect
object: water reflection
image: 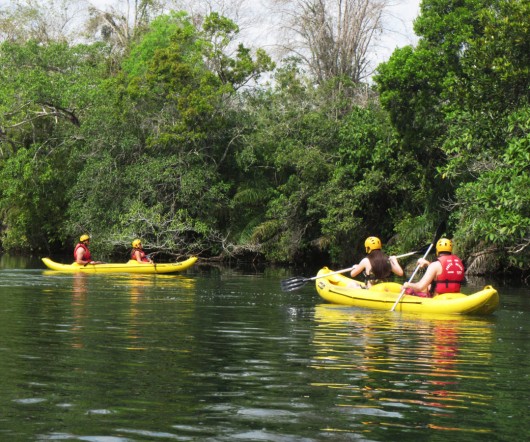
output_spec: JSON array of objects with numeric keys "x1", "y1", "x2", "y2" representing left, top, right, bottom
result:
[
  {"x1": 70, "y1": 273, "x2": 88, "y2": 349},
  {"x1": 70, "y1": 273, "x2": 199, "y2": 351},
  {"x1": 0, "y1": 264, "x2": 527, "y2": 441},
  {"x1": 311, "y1": 304, "x2": 496, "y2": 436}
]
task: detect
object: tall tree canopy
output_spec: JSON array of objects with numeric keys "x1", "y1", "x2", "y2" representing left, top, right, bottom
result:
[{"x1": 375, "y1": 0, "x2": 530, "y2": 274}]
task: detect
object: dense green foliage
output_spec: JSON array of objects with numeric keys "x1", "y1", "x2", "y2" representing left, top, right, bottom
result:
[
  {"x1": 0, "y1": 2, "x2": 529, "y2": 276},
  {"x1": 375, "y1": 0, "x2": 530, "y2": 274}
]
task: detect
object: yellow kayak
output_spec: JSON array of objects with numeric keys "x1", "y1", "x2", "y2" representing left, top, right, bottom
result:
[
  {"x1": 315, "y1": 267, "x2": 499, "y2": 315},
  {"x1": 41, "y1": 256, "x2": 198, "y2": 274}
]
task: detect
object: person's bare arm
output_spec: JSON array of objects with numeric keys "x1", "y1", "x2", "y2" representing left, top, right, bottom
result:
[
  {"x1": 350, "y1": 258, "x2": 369, "y2": 278},
  {"x1": 389, "y1": 256, "x2": 404, "y2": 276},
  {"x1": 75, "y1": 248, "x2": 89, "y2": 265},
  {"x1": 404, "y1": 262, "x2": 440, "y2": 293}
]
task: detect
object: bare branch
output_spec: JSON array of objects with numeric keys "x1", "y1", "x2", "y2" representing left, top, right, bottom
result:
[{"x1": 268, "y1": 0, "x2": 390, "y2": 83}]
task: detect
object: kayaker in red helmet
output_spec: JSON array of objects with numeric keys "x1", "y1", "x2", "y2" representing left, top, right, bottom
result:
[{"x1": 403, "y1": 238, "x2": 465, "y2": 297}]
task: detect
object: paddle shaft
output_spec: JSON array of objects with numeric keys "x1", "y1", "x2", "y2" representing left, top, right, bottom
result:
[
  {"x1": 395, "y1": 250, "x2": 421, "y2": 259},
  {"x1": 308, "y1": 266, "x2": 354, "y2": 282},
  {"x1": 390, "y1": 222, "x2": 446, "y2": 311},
  {"x1": 292, "y1": 251, "x2": 420, "y2": 283},
  {"x1": 311, "y1": 251, "x2": 424, "y2": 281},
  {"x1": 280, "y1": 248, "x2": 429, "y2": 292},
  {"x1": 390, "y1": 245, "x2": 433, "y2": 311}
]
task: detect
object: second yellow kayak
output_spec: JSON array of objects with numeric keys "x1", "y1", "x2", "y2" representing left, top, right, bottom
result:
[{"x1": 41, "y1": 256, "x2": 198, "y2": 274}]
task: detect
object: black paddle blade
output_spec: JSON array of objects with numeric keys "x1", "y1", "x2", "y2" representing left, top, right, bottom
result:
[
  {"x1": 280, "y1": 276, "x2": 310, "y2": 292},
  {"x1": 416, "y1": 243, "x2": 433, "y2": 255},
  {"x1": 416, "y1": 221, "x2": 447, "y2": 257},
  {"x1": 433, "y1": 220, "x2": 447, "y2": 244}
]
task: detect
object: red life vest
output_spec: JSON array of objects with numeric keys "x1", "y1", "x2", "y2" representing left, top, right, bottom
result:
[
  {"x1": 131, "y1": 249, "x2": 149, "y2": 262},
  {"x1": 74, "y1": 243, "x2": 92, "y2": 261},
  {"x1": 433, "y1": 254, "x2": 465, "y2": 294}
]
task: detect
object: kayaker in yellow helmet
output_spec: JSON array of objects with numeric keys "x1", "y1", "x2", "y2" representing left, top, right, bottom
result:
[
  {"x1": 74, "y1": 234, "x2": 102, "y2": 266},
  {"x1": 131, "y1": 239, "x2": 153, "y2": 263},
  {"x1": 349, "y1": 236, "x2": 404, "y2": 288},
  {"x1": 403, "y1": 238, "x2": 465, "y2": 297}
]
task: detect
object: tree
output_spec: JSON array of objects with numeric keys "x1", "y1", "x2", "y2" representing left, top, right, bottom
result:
[
  {"x1": 66, "y1": 11, "x2": 274, "y2": 258},
  {"x1": 442, "y1": 0, "x2": 530, "y2": 273},
  {"x1": 84, "y1": 0, "x2": 165, "y2": 50},
  {"x1": 271, "y1": 0, "x2": 390, "y2": 83},
  {"x1": 0, "y1": 39, "x2": 111, "y2": 251},
  {"x1": 231, "y1": 62, "x2": 339, "y2": 262},
  {"x1": 0, "y1": 0, "x2": 85, "y2": 43},
  {"x1": 234, "y1": 60, "x2": 410, "y2": 264},
  {"x1": 375, "y1": 0, "x2": 530, "y2": 274}
]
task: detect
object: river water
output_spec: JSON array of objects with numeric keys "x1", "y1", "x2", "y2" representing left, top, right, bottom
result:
[{"x1": 0, "y1": 256, "x2": 528, "y2": 441}]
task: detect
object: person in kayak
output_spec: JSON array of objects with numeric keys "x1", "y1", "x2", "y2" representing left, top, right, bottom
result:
[
  {"x1": 403, "y1": 238, "x2": 465, "y2": 297},
  {"x1": 74, "y1": 234, "x2": 102, "y2": 266},
  {"x1": 349, "y1": 236, "x2": 404, "y2": 288},
  {"x1": 131, "y1": 239, "x2": 153, "y2": 263}
]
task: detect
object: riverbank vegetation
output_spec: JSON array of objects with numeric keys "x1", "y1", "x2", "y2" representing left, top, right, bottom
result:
[{"x1": 0, "y1": 0, "x2": 528, "y2": 276}]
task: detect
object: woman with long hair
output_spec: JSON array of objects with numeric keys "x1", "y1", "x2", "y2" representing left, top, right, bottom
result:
[{"x1": 349, "y1": 237, "x2": 403, "y2": 288}]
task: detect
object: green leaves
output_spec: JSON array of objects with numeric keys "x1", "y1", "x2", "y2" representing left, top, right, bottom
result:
[
  {"x1": 454, "y1": 106, "x2": 530, "y2": 268},
  {"x1": 376, "y1": 0, "x2": 530, "y2": 274},
  {"x1": 1, "y1": 3, "x2": 528, "y2": 275}
]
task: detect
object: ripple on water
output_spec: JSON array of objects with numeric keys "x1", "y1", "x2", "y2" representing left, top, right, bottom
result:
[
  {"x1": 12, "y1": 398, "x2": 47, "y2": 404},
  {"x1": 37, "y1": 433, "x2": 134, "y2": 441}
]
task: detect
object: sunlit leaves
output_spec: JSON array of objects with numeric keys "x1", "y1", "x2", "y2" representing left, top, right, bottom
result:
[{"x1": 376, "y1": 0, "x2": 530, "y2": 274}]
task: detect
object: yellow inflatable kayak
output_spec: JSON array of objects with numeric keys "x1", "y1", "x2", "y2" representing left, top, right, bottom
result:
[
  {"x1": 315, "y1": 267, "x2": 499, "y2": 315},
  {"x1": 42, "y1": 256, "x2": 197, "y2": 274}
]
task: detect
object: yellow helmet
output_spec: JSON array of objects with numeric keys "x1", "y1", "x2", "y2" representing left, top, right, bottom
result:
[
  {"x1": 365, "y1": 236, "x2": 382, "y2": 254},
  {"x1": 80, "y1": 234, "x2": 90, "y2": 242},
  {"x1": 132, "y1": 239, "x2": 142, "y2": 248},
  {"x1": 436, "y1": 238, "x2": 453, "y2": 255}
]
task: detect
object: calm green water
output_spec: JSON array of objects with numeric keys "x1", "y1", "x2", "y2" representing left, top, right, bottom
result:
[{"x1": 0, "y1": 257, "x2": 529, "y2": 441}]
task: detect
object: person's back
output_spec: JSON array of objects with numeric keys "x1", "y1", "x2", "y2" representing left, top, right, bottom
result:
[
  {"x1": 404, "y1": 238, "x2": 464, "y2": 296},
  {"x1": 366, "y1": 249, "x2": 391, "y2": 281},
  {"x1": 431, "y1": 241, "x2": 465, "y2": 294},
  {"x1": 350, "y1": 237, "x2": 403, "y2": 287}
]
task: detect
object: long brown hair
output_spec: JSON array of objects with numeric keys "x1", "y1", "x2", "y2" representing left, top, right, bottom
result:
[{"x1": 367, "y1": 249, "x2": 391, "y2": 279}]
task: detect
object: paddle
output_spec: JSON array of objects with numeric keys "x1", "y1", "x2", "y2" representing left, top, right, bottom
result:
[
  {"x1": 390, "y1": 221, "x2": 446, "y2": 311},
  {"x1": 280, "y1": 248, "x2": 430, "y2": 293}
]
